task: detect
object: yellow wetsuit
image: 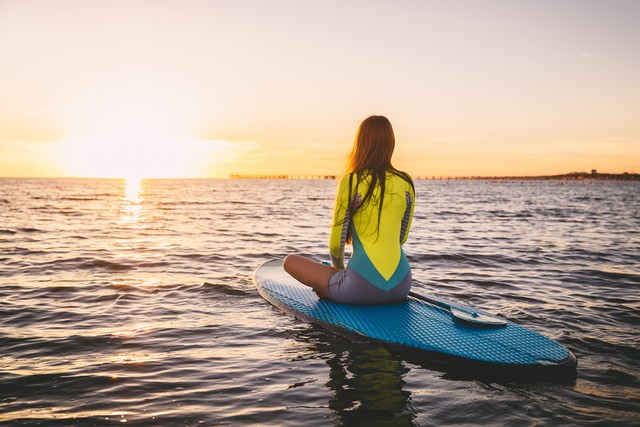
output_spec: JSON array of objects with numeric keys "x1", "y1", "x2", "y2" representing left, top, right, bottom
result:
[{"x1": 329, "y1": 171, "x2": 415, "y2": 294}]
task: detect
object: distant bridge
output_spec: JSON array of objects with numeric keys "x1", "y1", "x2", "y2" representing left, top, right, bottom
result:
[{"x1": 230, "y1": 172, "x2": 640, "y2": 181}]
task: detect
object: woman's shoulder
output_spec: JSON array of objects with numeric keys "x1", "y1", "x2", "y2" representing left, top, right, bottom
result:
[
  {"x1": 338, "y1": 172, "x2": 369, "y2": 186},
  {"x1": 336, "y1": 173, "x2": 356, "y2": 194},
  {"x1": 387, "y1": 170, "x2": 415, "y2": 197},
  {"x1": 387, "y1": 169, "x2": 413, "y2": 184},
  {"x1": 337, "y1": 173, "x2": 353, "y2": 187}
]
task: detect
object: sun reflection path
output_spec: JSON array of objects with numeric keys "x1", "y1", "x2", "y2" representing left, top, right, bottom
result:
[
  {"x1": 121, "y1": 177, "x2": 144, "y2": 223},
  {"x1": 124, "y1": 177, "x2": 143, "y2": 203}
]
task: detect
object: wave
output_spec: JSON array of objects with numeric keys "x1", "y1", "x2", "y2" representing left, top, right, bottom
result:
[
  {"x1": 0, "y1": 228, "x2": 43, "y2": 235},
  {"x1": 408, "y1": 252, "x2": 538, "y2": 267},
  {"x1": 31, "y1": 206, "x2": 85, "y2": 216},
  {"x1": 485, "y1": 209, "x2": 536, "y2": 218},
  {"x1": 0, "y1": 332, "x2": 116, "y2": 359},
  {"x1": 77, "y1": 258, "x2": 136, "y2": 271},
  {"x1": 200, "y1": 281, "x2": 254, "y2": 297},
  {"x1": 60, "y1": 196, "x2": 104, "y2": 201},
  {"x1": 18, "y1": 227, "x2": 42, "y2": 233},
  {"x1": 57, "y1": 193, "x2": 119, "y2": 201},
  {"x1": 12, "y1": 257, "x2": 181, "y2": 274},
  {"x1": 170, "y1": 253, "x2": 229, "y2": 262},
  {"x1": 2, "y1": 247, "x2": 49, "y2": 255},
  {"x1": 157, "y1": 200, "x2": 211, "y2": 206},
  {"x1": 23, "y1": 257, "x2": 136, "y2": 273},
  {"x1": 568, "y1": 268, "x2": 640, "y2": 287}
]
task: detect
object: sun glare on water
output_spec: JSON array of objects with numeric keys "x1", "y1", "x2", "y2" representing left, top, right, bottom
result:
[{"x1": 60, "y1": 92, "x2": 206, "y2": 179}]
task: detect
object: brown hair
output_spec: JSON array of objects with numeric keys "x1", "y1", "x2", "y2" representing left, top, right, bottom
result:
[
  {"x1": 348, "y1": 115, "x2": 396, "y2": 173},
  {"x1": 342, "y1": 116, "x2": 413, "y2": 238}
]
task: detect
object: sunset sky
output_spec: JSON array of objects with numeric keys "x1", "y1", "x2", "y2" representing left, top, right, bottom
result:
[{"x1": 0, "y1": 0, "x2": 638, "y2": 178}]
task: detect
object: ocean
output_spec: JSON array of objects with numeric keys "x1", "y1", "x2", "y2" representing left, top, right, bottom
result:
[{"x1": 1, "y1": 178, "x2": 638, "y2": 426}]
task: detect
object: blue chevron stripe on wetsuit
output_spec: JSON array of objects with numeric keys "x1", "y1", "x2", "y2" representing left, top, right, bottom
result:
[{"x1": 328, "y1": 171, "x2": 415, "y2": 304}]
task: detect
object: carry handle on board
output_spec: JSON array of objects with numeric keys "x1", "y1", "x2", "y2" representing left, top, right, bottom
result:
[{"x1": 409, "y1": 291, "x2": 507, "y2": 327}]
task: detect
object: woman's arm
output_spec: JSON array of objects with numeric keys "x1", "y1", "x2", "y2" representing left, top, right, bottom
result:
[
  {"x1": 400, "y1": 185, "x2": 415, "y2": 245},
  {"x1": 329, "y1": 175, "x2": 351, "y2": 269}
]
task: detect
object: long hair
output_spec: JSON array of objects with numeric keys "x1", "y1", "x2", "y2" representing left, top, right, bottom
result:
[
  {"x1": 348, "y1": 115, "x2": 396, "y2": 175},
  {"x1": 342, "y1": 115, "x2": 414, "y2": 239}
]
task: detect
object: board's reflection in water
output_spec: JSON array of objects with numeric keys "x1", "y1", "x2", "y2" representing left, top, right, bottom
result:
[{"x1": 325, "y1": 344, "x2": 416, "y2": 426}]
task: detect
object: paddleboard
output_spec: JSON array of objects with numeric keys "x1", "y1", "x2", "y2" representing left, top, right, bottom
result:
[{"x1": 253, "y1": 259, "x2": 577, "y2": 375}]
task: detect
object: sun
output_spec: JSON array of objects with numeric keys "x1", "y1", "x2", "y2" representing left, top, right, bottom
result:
[{"x1": 60, "y1": 91, "x2": 204, "y2": 179}]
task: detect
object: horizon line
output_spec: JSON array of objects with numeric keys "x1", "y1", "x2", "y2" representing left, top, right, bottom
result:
[{"x1": 1, "y1": 170, "x2": 638, "y2": 180}]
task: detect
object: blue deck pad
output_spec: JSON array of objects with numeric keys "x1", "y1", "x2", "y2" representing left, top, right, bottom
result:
[{"x1": 254, "y1": 259, "x2": 574, "y2": 369}]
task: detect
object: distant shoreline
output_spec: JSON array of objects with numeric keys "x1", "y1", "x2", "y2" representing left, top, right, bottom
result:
[
  {"x1": 230, "y1": 171, "x2": 640, "y2": 181},
  {"x1": 415, "y1": 171, "x2": 640, "y2": 181}
]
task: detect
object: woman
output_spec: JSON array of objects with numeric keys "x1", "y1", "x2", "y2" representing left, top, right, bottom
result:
[{"x1": 284, "y1": 115, "x2": 415, "y2": 304}]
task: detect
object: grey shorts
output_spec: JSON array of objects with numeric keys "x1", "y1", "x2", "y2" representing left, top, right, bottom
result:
[{"x1": 327, "y1": 266, "x2": 411, "y2": 305}]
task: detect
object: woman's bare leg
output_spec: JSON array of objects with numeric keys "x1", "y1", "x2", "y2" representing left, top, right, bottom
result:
[{"x1": 283, "y1": 254, "x2": 339, "y2": 299}]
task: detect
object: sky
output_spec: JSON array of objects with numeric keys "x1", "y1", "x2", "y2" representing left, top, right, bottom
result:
[{"x1": 0, "y1": 0, "x2": 638, "y2": 178}]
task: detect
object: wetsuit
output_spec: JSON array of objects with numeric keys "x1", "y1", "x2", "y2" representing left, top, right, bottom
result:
[{"x1": 328, "y1": 171, "x2": 415, "y2": 304}]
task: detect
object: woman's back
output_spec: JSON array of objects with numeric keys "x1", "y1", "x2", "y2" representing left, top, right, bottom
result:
[{"x1": 330, "y1": 171, "x2": 415, "y2": 291}]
